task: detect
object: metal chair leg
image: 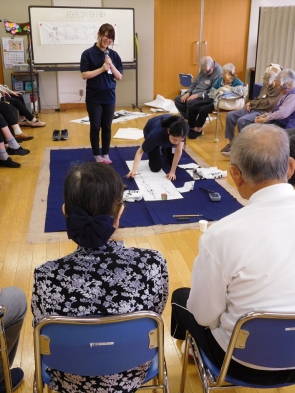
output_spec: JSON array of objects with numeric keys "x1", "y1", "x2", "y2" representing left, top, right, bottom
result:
[
  {"x1": 214, "y1": 111, "x2": 219, "y2": 143},
  {"x1": 179, "y1": 332, "x2": 190, "y2": 393}
]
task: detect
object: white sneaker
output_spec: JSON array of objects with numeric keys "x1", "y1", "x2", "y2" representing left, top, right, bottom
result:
[{"x1": 181, "y1": 341, "x2": 194, "y2": 358}]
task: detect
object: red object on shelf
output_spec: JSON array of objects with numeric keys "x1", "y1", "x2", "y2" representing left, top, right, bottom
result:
[{"x1": 30, "y1": 93, "x2": 38, "y2": 102}]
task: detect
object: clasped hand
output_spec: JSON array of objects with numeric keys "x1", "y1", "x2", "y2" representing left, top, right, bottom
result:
[
  {"x1": 255, "y1": 114, "x2": 267, "y2": 123},
  {"x1": 102, "y1": 62, "x2": 111, "y2": 72}
]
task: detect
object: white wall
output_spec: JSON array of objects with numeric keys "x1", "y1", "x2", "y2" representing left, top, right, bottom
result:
[
  {"x1": 58, "y1": 0, "x2": 154, "y2": 108},
  {"x1": 1, "y1": 0, "x2": 154, "y2": 109}
]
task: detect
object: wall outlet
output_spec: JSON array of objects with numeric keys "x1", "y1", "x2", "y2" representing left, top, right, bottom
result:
[{"x1": 79, "y1": 89, "x2": 84, "y2": 97}]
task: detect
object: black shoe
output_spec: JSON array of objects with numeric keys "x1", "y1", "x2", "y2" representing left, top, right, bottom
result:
[
  {"x1": 60, "y1": 129, "x2": 69, "y2": 140},
  {"x1": 6, "y1": 146, "x2": 30, "y2": 156},
  {"x1": 0, "y1": 157, "x2": 21, "y2": 168},
  {"x1": 0, "y1": 367, "x2": 24, "y2": 392},
  {"x1": 52, "y1": 130, "x2": 60, "y2": 141},
  {"x1": 188, "y1": 130, "x2": 203, "y2": 139}
]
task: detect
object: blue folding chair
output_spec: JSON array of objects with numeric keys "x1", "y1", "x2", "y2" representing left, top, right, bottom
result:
[
  {"x1": 180, "y1": 311, "x2": 295, "y2": 393},
  {"x1": 179, "y1": 73, "x2": 193, "y2": 95},
  {"x1": 33, "y1": 311, "x2": 168, "y2": 393}
]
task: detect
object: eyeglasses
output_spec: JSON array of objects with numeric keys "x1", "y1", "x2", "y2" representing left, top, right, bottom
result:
[{"x1": 102, "y1": 34, "x2": 113, "y2": 43}]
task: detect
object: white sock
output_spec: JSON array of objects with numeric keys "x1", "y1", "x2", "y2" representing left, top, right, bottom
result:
[
  {"x1": 0, "y1": 149, "x2": 9, "y2": 161},
  {"x1": 6, "y1": 137, "x2": 20, "y2": 150},
  {"x1": 12, "y1": 125, "x2": 22, "y2": 136}
]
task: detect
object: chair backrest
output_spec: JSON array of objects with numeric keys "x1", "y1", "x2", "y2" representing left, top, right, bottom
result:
[
  {"x1": 179, "y1": 73, "x2": 193, "y2": 88},
  {"x1": 218, "y1": 311, "x2": 295, "y2": 383},
  {"x1": 34, "y1": 311, "x2": 164, "y2": 391},
  {"x1": 179, "y1": 73, "x2": 193, "y2": 94}
]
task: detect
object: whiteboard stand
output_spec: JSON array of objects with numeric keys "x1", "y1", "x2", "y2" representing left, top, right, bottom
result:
[
  {"x1": 27, "y1": 32, "x2": 37, "y2": 116},
  {"x1": 131, "y1": 33, "x2": 142, "y2": 112}
]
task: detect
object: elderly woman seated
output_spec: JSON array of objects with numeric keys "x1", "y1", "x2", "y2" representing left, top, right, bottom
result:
[
  {"x1": 31, "y1": 162, "x2": 169, "y2": 393},
  {"x1": 188, "y1": 63, "x2": 244, "y2": 139},
  {"x1": 220, "y1": 69, "x2": 281, "y2": 157},
  {"x1": 255, "y1": 69, "x2": 295, "y2": 129}
]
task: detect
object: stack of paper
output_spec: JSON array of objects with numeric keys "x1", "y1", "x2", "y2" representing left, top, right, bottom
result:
[{"x1": 144, "y1": 94, "x2": 179, "y2": 113}]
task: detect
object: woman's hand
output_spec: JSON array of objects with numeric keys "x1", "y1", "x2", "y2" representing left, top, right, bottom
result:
[
  {"x1": 126, "y1": 171, "x2": 137, "y2": 178},
  {"x1": 11, "y1": 90, "x2": 22, "y2": 96},
  {"x1": 102, "y1": 62, "x2": 110, "y2": 72},
  {"x1": 166, "y1": 172, "x2": 176, "y2": 181},
  {"x1": 255, "y1": 115, "x2": 267, "y2": 123},
  {"x1": 0, "y1": 90, "x2": 10, "y2": 97},
  {"x1": 104, "y1": 56, "x2": 113, "y2": 67},
  {"x1": 245, "y1": 102, "x2": 251, "y2": 112}
]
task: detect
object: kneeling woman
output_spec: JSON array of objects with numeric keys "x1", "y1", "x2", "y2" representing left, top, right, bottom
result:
[{"x1": 126, "y1": 114, "x2": 189, "y2": 180}]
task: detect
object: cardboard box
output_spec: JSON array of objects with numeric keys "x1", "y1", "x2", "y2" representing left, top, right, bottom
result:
[
  {"x1": 13, "y1": 81, "x2": 24, "y2": 91},
  {"x1": 13, "y1": 64, "x2": 30, "y2": 72}
]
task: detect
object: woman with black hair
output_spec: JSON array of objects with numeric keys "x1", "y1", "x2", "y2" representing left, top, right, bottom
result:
[
  {"x1": 32, "y1": 162, "x2": 168, "y2": 393},
  {"x1": 126, "y1": 114, "x2": 189, "y2": 180}
]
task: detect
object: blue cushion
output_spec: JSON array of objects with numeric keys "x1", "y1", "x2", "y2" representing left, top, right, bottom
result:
[{"x1": 253, "y1": 83, "x2": 263, "y2": 99}]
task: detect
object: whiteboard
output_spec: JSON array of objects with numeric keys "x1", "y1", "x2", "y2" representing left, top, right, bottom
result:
[{"x1": 29, "y1": 6, "x2": 135, "y2": 64}]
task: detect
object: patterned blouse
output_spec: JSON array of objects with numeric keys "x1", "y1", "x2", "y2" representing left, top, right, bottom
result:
[{"x1": 31, "y1": 240, "x2": 169, "y2": 393}]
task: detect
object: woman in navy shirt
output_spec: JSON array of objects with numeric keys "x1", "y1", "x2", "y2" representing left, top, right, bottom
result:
[
  {"x1": 80, "y1": 23, "x2": 123, "y2": 164},
  {"x1": 126, "y1": 114, "x2": 189, "y2": 180}
]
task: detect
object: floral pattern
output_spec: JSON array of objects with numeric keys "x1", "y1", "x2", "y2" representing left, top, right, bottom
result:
[{"x1": 32, "y1": 240, "x2": 169, "y2": 393}]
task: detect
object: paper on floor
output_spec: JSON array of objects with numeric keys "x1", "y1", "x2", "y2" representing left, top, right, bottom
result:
[
  {"x1": 113, "y1": 128, "x2": 144, "y2": 140},
  {"x1": 125, "y1": 160, "x2": 183, "y2": 201}
]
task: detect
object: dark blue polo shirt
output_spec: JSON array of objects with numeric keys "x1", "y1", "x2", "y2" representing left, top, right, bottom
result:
[
  {"x1": 80, "y1": 43, "x2": 123, "y2": 104},
  {"x1": 142, "y1": 115, "x2": 177, "y2": 152}
]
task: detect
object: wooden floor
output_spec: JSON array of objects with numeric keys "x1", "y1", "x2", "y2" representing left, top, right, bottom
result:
[{"x1": 0, "y1": 106, "x2": 292, "y2": 393}]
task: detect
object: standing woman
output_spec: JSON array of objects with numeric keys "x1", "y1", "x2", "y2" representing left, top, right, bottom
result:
[
  {"x1": 80, "y1": 23, "x2": 123, "y2": 164},
  {"x1": 126, "y1": 114, "x2": 189, "y2": 180}
]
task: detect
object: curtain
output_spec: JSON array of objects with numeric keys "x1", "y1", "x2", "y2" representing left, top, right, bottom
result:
[{"x1": 255, "y1": 6, "x2": 295, "y2": 83}]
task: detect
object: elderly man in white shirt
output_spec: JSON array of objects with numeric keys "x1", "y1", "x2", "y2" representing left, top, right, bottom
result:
[{"x1": 171, "y1": 123, "x2": 295, "y2": 385}]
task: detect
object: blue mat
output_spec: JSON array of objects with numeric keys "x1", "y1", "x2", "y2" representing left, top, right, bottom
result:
[{"x1": 45, "y1": 147, "x2": 243, "y2": 232}]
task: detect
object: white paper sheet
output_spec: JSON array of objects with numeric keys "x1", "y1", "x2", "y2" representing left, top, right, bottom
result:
[
  {"x1": 70, "y1": 111, "x2": 150, "y2": 125},
  {"x1": 178, "y1": 163, "x2": 200, "y2": 170},
  {"x1": 144, "y1": 94, "x2": 179, "y2": 113},
  {"x1": 176, "y1": 181, "x2": 195, "y2": 193},
  {"x1": 126, "y1": 160, "x2": 183, "y2": 201},
  {"x1": 113, "y1": 128, "x2": 144, "y2": 140}
]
